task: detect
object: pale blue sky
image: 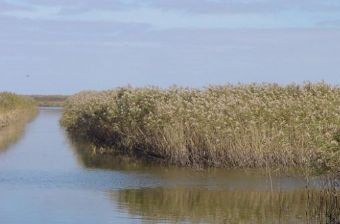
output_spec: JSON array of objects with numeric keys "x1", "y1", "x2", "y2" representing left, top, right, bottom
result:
[{"x1": 1, "y1": 0, "x2": 340, "y2": 94}]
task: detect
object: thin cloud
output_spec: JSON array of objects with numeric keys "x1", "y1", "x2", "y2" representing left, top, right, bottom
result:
[
  {"x1": 0, "y1": 0, "x2": 31, "y2": 12},
  {"x1": 6, "y1": 0, "x2": 340, "y2": 14},
  {"x1": 2, "y1": 7, "x2": 340, "y2": 29},
  {"x1": 142, "y1": 0, "x2": 340, "y2": 14},
  {"x1": 318, "y1": 19, "x2": 340, "y2": 27}
]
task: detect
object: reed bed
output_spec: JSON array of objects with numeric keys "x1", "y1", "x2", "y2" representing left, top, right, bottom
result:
[
  {"x1": 61, "y1": 83, "x2": 340, "y2": 172},
  {"x1": 0, "y1": 92, "x2": 37, "y2": 129}
]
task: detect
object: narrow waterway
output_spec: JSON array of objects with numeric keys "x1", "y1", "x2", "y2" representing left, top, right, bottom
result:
[{"x1": 0, "y1": 108, "x2": 331, "y2": 224}]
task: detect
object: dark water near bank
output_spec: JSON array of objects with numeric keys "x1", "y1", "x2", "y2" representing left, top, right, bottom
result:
[{"x1": 0, "y1": 108, "x2": 336, "y2": 224}]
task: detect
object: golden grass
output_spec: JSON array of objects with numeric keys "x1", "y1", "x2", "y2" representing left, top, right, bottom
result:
[
  {"x1": 0, "y1": 92, "x2": 37, "y2": 129},
  {"x1": 61, "y1": 83, "x2": 340, "y2": 172}
]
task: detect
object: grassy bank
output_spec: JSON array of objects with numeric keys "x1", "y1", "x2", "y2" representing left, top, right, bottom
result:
[
  {"x1": 61, "y1": 83, "x2": 340, "y2": 172},
  {"x1": 0, "y1": 92, "x2": 37, "y2": 129}
]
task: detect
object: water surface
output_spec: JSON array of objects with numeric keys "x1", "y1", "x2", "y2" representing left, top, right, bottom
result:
[{"x1": 0, "y1": 108, "x2": 333, "y2": 223}]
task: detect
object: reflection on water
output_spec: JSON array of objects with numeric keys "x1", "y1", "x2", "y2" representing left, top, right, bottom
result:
[
  {"x1": 0, "y1": 108, "x2": 339, "y2": 224},
  {"x1": 0, "y1": 121, "x2": 25, "y2": 153},
  {"x1": 0, "y1": 111, "x2": 37, "y2": 153},
  {"x1": 70, "y1": 136, "x2": 340, "y2": 224},
  {"x1": 114, "y1": 188, "x2": 307, "y2": 224},
  {"x1": 69, "y1": 138, "x2": 150, "y2": 171},
  {"x1": 114, "y1": 187, "x2": 340, "y2": 224},
  {"x1": 69, "y1": 137, "x2": 309, "y2": 190}
]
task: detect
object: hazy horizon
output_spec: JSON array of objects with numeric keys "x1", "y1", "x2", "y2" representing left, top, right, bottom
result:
[{"x1": 1, "y1": 0, "x2": 340, "y2": 95}]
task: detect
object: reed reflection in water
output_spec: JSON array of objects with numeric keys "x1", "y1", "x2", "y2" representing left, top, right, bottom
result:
[
  {"x1": 0, "y1": 112, "x2": 36, "y2": 153},
  {"x1": 113, "y1": 188, "x2": 306, "y2": 224},
  {"x1": 69, "y1": 136, "x2": 340, "y2": 224},
  {"x1": 114, "y1": 187, "x2": 340, "y2": 224}
]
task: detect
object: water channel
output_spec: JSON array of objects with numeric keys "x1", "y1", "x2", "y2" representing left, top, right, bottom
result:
[{"x1": 0, "y1": 108, "x2": 334, "y2": 224}]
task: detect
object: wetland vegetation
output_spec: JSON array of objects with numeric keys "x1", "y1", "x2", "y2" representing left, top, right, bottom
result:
[
  {"x1": 0, "y1": 92, "x2": 37, "y2": 129},
  {"x1": 61, "y1": 83, "x2": 340, "y2": 174}
]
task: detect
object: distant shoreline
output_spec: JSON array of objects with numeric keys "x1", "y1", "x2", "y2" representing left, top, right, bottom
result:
[{"x1": 28, "y1": 95, "x2": 69, "y2": 107}]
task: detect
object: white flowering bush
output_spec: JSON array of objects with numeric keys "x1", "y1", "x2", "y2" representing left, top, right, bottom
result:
[{"x1": 61, "y1": 83, "x2": 340, "y2": 171}]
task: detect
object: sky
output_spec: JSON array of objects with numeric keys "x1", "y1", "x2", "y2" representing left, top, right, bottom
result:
[{"x1": 0, "y1": 0, "x2": 340, "y2": 94}]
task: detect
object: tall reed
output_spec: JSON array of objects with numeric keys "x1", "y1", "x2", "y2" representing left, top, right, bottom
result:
[
  {"x1": 0, "y1": 92, "x2": 37, "y2": 128},
  {"x1": 61, "y1": 83, "x2": 340, "y2": 171}
]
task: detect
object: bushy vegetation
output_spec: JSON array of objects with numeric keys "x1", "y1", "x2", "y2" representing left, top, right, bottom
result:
[
  {"x1": 0, "y1": 92, "x2": 37, "y2": 128},
  {"x1": 61, "y1": 83, "x2": 340, "y2": 172}
]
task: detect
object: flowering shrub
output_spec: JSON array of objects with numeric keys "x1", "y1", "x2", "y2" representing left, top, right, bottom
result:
[{"x1": 61, "y1": 83, "x2": 340, "y2": 171}]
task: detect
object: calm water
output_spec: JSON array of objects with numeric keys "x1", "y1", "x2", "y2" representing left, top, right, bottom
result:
[{"x1": 0, "y1": 108, "x2": 333, "y2": 224}]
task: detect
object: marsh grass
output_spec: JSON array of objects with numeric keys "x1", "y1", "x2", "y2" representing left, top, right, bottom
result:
[
  {"x1": 61, "y1": 83, "x2": 340, "y2": 171},
  {"x1": 0, "y1": 92, "x2": 37, "y2": 129}
]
